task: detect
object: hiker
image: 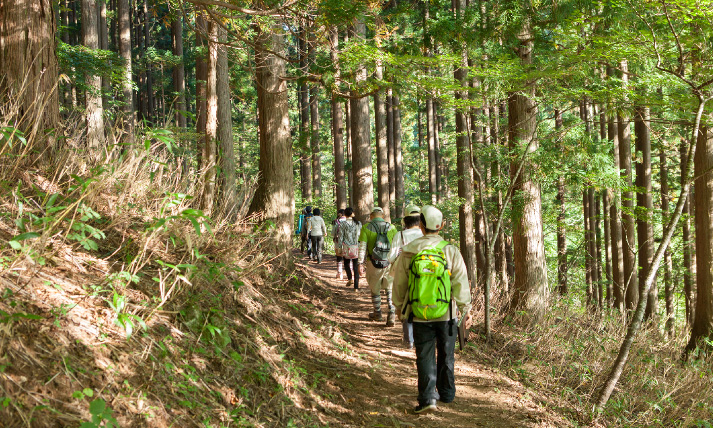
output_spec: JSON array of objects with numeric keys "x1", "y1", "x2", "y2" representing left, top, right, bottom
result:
[
  {"x1": 391, "y1": 205, "x2": 473, "y2": 414},
  {"x1": 307, "y1": 208, "x2": 327, "y2": 263},
  {"x1": 333, "y1": 209, "x2": 347, "y2": 279},
  {"x1": 338, "y1": 207, "x2": 361, "y2": 289},
  {"x1": 387, "y1": 204, "x2": 423, "y2": 349},
  {"x1": 358, "y1": 207, "x2": 398, "y2": 325},
  {"x1": 300, "y1": 206, "x2": 313, "y2": 257}
]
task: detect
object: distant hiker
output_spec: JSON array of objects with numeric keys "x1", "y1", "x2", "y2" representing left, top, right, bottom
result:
[
  {"x1": 300, "y1": 206, "x2": 313, "y2": 257},
  {"x1": 391, "y1": 205, "x2": 473, "y2": 414},
  {"x1": 358, "y1": 207, "x2": 398, "y2": 325},
  {"x1": 333, "y1": 209, "x2": 347, "y2": 279},
  {"x1": 338, "y1": 207, "x2": 361, "y2": 289},
  {"x1": 307, "y1": 208, "x2": 327, "y2": 263},
  {"x1": 387, "y1": 204, "x2": 423, "y2": 349}
]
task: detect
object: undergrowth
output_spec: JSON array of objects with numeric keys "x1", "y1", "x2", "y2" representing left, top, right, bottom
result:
[
  {"x1": 0, "y1": 116, "x2": 353, "y2": 427},
  {"x1": 471, "y1": 299, "x2": 713, "y2": 427}
]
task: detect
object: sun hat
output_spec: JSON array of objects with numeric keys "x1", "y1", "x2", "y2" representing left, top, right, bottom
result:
[{"x1": 420, "y1": 205, "x2": 443, "y2": 230}]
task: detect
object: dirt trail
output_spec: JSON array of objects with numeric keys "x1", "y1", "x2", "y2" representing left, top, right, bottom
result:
[{"x1": 295, "y1": 252, "x2": 569, "y2": 428}]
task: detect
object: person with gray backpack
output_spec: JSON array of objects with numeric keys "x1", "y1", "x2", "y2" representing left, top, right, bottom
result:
[{"x1": 358, "y1": 207, "x2": 398, "y2": 325}]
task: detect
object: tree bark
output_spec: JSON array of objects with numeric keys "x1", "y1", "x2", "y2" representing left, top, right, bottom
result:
[
  {"x1": 387, "y1": 89, "x2": 396, "y2": 210},
  {"x1": 423, "y1": 3, "x2": 437, "y2": 204},
  {"x1": 454, "y1": 0, "x2": 477, "y2": 297},
  {"x1": 249, "y1": 25, "x2": 294, "y2": 255},
  {"x1": 200, "y1": 20, "x2": 219, "y2": 217},
  {"x1": 686, "y1": 124, "x2": 713, "y2": 351},
  {"x1": 635, "y1": 105, "x2": 655, "y2": 321},
  {"x1": 82, "y1": 0, "x2": 105, "y2": 151},
  {"x1": 217, "y1": 26, "x2": 236, "y2": 218},
  {"x1": 298, "y1": 29, "x2": 311, "y2": 202},
  {"x1": 330, "y1": 28, "x2": 347, "y2": 210},
  {"x1": 619, "y1": 60, "x2": 638, "y2": 312},
  {"x1": 117, "y1": 0, "x2": 133, "y2": 143},
  {"x1": 393, "y1": 95, "x2": 405, "y2": 219},
  {"x1": 310, "y1": 85, "x2": 321, "y2": 200},
  {"x1": 374, "y1": 60, "x2": 390, "y2": 219},
  {"x1": 660, "y1": 148, "x2": 674, "y2": 336},
  {"x1": 608, "y1": 67, "x2": 625, "y2": 312},
  {"x1": 508, "y1": 19, "x2": 548, "y2": 323},
  {"x1": 345, "y1": 99, "x2": 353, "y2": 207},
  {"x1": 349, "y1": 20, "x2": 374, "y2": 223},
  {"x1": 195, "y1": 13, "x2": 208, "y2": 176},
  {"x1": 681, "y1": 140, "x2": 695, "y2": 325},
  {"x1": 143, "y1": 0, "x2": 154, "y2": 121},
  {"x1": 98, "y1": 0, "x2": 109, "y2": 110},
  {"x1": 172, "y1": 16, "x2": 187, "y2": 128},
  {"x1": 556, "y1": 109, "x2": 567, "y2": 295},
  {"x1": 0, "y1": 0, "x2": 60, "y2": 144}
]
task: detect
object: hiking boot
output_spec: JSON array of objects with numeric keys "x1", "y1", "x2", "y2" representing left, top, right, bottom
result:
[
  {"x1": 404, "y1": 341, "x2": 414, "y2": 350},
  {"x1": 386, "y1": 312, "x2": 396, "y2": 327},
  {"x1": 414, "y1": 399, "x2": 437, "y2": 414},
  {"x1": 346, "y1": 280, "x2": 353, "y2": 287},
  {"x1": 368, "y1": 311, "x2": 383, "y2": 321}
]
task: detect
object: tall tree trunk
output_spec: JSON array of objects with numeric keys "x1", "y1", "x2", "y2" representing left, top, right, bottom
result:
[
  {"x1": 596, "y1": 193, "x2": 604, "y2": 307},
  {"x1": 687, "y1": 124, "x2": 713, "y2": 351},
  {"x1": 172, "y1": 16, "x2": 187, "y2": 128},
  {"x1": 298, "y1": 29, "x2": 311, "y2": 202},
  {"x1": 374, "y1": 60, "x2": 390, "y2": 219},
  {"x1": 584, "y1": 189, "x2": 593, "y2": 304},
  {"x1": 99, "y1": 0, "x2": 109, "y2": 111},
  {"x1": 217, "y1": 26, "x2": 236, "y2": 218},
  {"x1": 349, "y1": 20, "x2": 374, "y2": 222},
  {"x1": 82, "y1": 0, "x2": 105, "y2": 151},
  {"x1": 660, "y1": 148, "x2": 674, "y2": 336},
  {"x1": 310, "y1": 85, "x2": 321, "y2": 200},
  {"x1": 387, "y1": 89, "x2": 396, "y2": 210},
  {"x1": 117, "y1": 0, "x2": 133, "y2": 143},
  {"x1": 681, "y1": 140, "x2": 695, "y2": 325},
  {"x1": 249, "y1": 26, "x2": 294, "y2": 255},
  {"x1": 603, "y1": 190, "x2": 613, "y2": 305},
  {"x1": 608, "y1": 66, "x2": 625, "y2": 312},
  {"x1": 423, "y1": 3, "x2": 437, "y2": 204},
  {"x1": 393, "y1": 95, "x2": 405, "y2": 219},
  {"x1": 635, "y1": 105, "x2": 655, "y2": 321},
  {"x1": 619, "y1": 60, "x2": 638, "y2": 312},
  {"x1": 195, "y1": 13, "x2": 207, "y2": 175},
  {"x1": 556, "y1": 110, "x2": 567, "y2": 295},
  {"x1": 330, "y1": 28, "x2": 347, "y2": 210},
  {"x1": 508, "y1": 20, "x2": 548, "y2": 323},
  {"x1": 345, "y1": 99, "x2": 353, "y2": 207},
  {"x1": 0, "y1": 0, "x2": 60, "y2": 145},
  {"x1": 200, "y1": 20, "x2": 218, "y2": 216},
  {"x1": 454, "y1": 0, "x2": 477, "y2": 295},
  {"x1": 143, "y1": 0, "x2": 154, "y2": 121}
]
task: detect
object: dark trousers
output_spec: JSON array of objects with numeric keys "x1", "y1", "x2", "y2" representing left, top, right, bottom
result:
[
  {"x1": 301, "y1": 233, "x2": 312, "y2": 255},
  {"x1": 310, "y1": 235, "x2": 323, "y2": 261},
  {"x1": 413, "y1": 321, "x2": 456, "y2": 405},
  {"x1": 343, "y1": 258, "x2": 360, "y2": 288}
]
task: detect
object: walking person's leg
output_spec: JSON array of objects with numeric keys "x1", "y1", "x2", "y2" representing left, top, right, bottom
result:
[
  {"x1": 310, "y1": 235, "x2": 318, "y2": 261},
  {"x1": 413, "y1": 322, "x2": 439, "y2": 412},
  {"x1": 402, "y1": 320, "x2": 414, "y2": 348},
  {"x1": 336, "y1": 255, "x2": 344, "y2": 278},
  {"x1": 316, "y1": 236, "x2": 323, "y2": 263},
  {"x1": 365, "y1": 263, "x2": 383, "y2": 320},
  {"x1": 352, "y1": 259, "x2": 360, "y2": 289},
  {"x1": 434, "y1": 321, "x2": 457, "y2": 403}
]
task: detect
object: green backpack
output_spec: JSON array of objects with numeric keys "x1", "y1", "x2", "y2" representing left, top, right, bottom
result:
[{"x1": 406, "y1": 240, "x2": 452, "y2": 320}]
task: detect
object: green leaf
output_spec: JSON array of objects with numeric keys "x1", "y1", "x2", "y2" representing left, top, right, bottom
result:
[
  {"x1": 83, "y1": 388, "x2": 94, "y2": 397},
  {"x1": 88, "y1": 399, "x2": 105, "y2": 415}
]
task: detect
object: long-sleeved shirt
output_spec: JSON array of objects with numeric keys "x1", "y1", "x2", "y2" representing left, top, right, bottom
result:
[
  {"x1": 307, "y1": 215, "x2": 327, "y2": 237},
  {"x1": 388, "y1": 227, "x2": 424, "y2": 263},
  {"x1": 391, "y1": 234, "x2": 472, "y2": 322}
]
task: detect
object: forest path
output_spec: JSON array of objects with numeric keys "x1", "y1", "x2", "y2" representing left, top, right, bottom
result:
[{"x1": 294, "y1": 251, "x2": 569, "y2": 428}]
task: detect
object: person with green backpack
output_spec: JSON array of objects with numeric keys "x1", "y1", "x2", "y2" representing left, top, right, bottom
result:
[
  {"x1": 358, "y1": 207, "x2": 398, "y2": 325},
  {"x1": 391, "y1": 205, "x2": 472, "y2": 415}
]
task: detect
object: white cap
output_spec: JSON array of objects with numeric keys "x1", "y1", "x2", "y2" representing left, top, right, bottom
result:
[
  {"x1": 405, "y1": 204, "x2": 421, "y2": 216},
  {"x1": 371, "y1": 207, "x2": 384, "y2": 213},
  {"x1": 420, "y1": 205, "x2": 443, "y2": 230}
]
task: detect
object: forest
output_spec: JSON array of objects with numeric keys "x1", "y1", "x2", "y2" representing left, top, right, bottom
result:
[{"x1": 1, "y1": 0, "x2": 713, "y2": 426}]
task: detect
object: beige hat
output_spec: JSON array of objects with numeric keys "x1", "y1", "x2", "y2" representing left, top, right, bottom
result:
[
  {"x1": 405, "y1": 204, "x2": 421, "y2": 216},
  {"x1": 420, "y1": 205, "x2": 443, "y2": 230},
  {"x1": 371, "y1": 207, "x2": 384, "y2": 213}
]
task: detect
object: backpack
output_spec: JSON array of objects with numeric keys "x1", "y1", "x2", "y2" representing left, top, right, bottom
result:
[
  {"x1": 368, "y1": 221, "x2": 392, "y2": 269},
  {"x1": 339, "y1": 220, "x2": 360, "y2": 259},
  {"x1": 405, "y1": 240, "x2": 452, "y2": 320},
  {"x1": 296, "y1": 214, "x2": 305, "y2": 235}
]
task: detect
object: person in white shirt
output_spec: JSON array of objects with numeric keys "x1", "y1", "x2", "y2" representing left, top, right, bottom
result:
[
  {"x1": 307, "y1": 208, "x2": 327, "y2": 263},
  {"x1": 388, "y1": 205, "x2": 423, "y2": 348}
]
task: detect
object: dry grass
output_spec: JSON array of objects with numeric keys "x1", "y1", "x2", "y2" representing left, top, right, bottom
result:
[{"x1": 471, "y1": 298, "x2": 713, "y2": 427}]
